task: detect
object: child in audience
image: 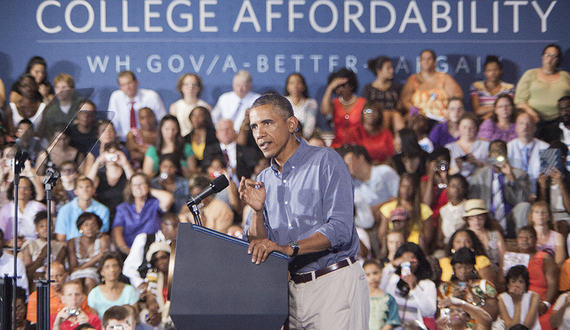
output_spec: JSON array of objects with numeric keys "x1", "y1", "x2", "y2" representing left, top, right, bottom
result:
[
  {"x1": 50, "y1": 280, "x2": 102, "y2": 330},
  {"x1": 363, "y1": 259, "x2": 401, "y2": 330},
  {"x1": 379, "y1": 229, "x2": 406, "y2": 268}
]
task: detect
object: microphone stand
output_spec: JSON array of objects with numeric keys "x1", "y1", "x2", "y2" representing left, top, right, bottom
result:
[{"x1": 187, "y1": 202, "x2": 203, "y2": 226}]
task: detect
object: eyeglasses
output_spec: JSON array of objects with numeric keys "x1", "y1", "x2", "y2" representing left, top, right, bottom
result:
[
  {"x1": 362, "y1": 109, "x2": 374, "y2": 114},
  {"x1": 183, "y1": 83, "x2": 198, "y2": 87},
  {"x1": 544, "y1": 53, "x2": 560, "y2": 59}
]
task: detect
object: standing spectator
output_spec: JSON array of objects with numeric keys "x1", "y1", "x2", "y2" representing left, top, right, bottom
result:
[
  {"x1": 211, "y1": 70, "x2": 260, "y2": 133},
  {"x1": 112, "y1": 173, "x2": 173, "y2": 255},
  {"x1": 284, "y1": 73, "x2": 319, "y2": 139},
  {"x1": 470, "y1": 55, "x2": 515, "y2": 119},
  {"x1": 478, "y1": 94, "x2": 518, "y2": 142},
  {"x1": 107, "y1": 71, "x2": 166, "y2": 141},
  {"x1": 51, "y1": 280, "x2": 102, "y2": 330},
  {"x1": 55, "y1": 176, "x2": 110, "y2": 242},
  {"x1": 169, "y1": 73, "x2": 211, "y2": 137}
]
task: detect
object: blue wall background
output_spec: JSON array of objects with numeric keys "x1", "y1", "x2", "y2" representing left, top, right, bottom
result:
[{"x1": 1, "y1": 0, "x2": 569, "y2": 115}]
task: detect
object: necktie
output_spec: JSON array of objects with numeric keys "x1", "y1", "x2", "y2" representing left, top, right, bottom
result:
[
  {"x1": 492, "y1": 173, "x2": 506, "y2": 230},
  {"x1": 130, "y1": 100, "x2": 136, "y2": 129},
  {"x1": 522, "y1": 145, "x2": 530, "y2": 172},
  {"x1": 222, "y1": 149, "x2": 230, "y2": 167}
]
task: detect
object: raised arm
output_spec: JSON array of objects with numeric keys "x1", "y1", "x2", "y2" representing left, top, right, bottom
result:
[
  {"x1": 150, "y1": 188, "x2": 174, "y2": 212},
  {"x1": 320, "y1": 77, "x2": 347, "y2": 116}
]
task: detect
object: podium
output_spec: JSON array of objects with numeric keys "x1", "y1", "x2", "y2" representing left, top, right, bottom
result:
[{"x1": 170, "y1": 223, "x2": 289, "y2": 329}]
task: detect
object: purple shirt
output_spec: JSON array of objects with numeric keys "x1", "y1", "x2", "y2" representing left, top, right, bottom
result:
[
  {"x1": 113, "y1": 198, "x2": 163, "y2": 247},
  {"x1": 477, "y1": 119, "x2": 517, "y2": 142},
  {"x1": 429, "y1": 122, "x2": 458, "y2": 148}
]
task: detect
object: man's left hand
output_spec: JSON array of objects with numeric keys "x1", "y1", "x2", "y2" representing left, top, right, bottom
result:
[{"x1": 248, "y1": 238, "x2": 287, "y2": 264}]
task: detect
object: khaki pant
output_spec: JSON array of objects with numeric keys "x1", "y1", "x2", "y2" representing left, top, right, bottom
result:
[{"x1": 288, "y1": 259, "x2": 370, "y2": 330}]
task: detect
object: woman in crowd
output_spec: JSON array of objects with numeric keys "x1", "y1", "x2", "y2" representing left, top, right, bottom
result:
[
  {"x1": 169, "y1": 73, "x2": 211, "y2": 137},
  {"x1": 436, "y1": 295, "x2": 493, "y2": 330},
  {"x1": 68, "y1": 212, "x2": 111, "y2": 294},
  {"x1": 379, "y1": 173, "x2": 434, "y2": 254},
  {"x1": 438, "y1": 229, "x2": 496, "y2": 285},
  {"x1": 477, "y1": 94, "x2": 518, "y2": 142},
  {"x1": 463, "y1": 199, "x2": 506, "y2": 274},
  {"x1": 400, "y1": 49, "x2": 463, "y2": 124},
  {"x1": 363, "y1": 56, "x2": 403, "y2": 115},
  {"x1": 320, "y1": 68, "x2": 366, "y2": 146},
  {"x1": 183, "y1": 106, "x2": 218, "y2": 168},
  {"x1": 528, "y1": 201, "x2": 566, "y2": 267},
  {"x1": 87, "y1": 141, "x2": 134, "y2": 223},
  {"x1": 88, "y1": 252, "x2": 139, "y2": 319},
  {"x1": 150, "y1": 154, "x2": 189, "y2": 214},
  {"x1": 429, "y1": 97, "x2": 466, "y2": 149},
  {"x1": 139, "y1": 242, "x2": 173, "y2": 328},
  {"x1": 113, "y1": 173, "x2": 173, "y2": 255},
  {"x1": 126, "y1": 107, "x2": 157, "y2": 170},
  {"x1": 363, "y1": 259, "x2": 401, "y2": 330},
  {"x1": 420, "y1": 147, "x2": 451, "y2": 222},
  {"x1": 392, "y1": 128, "x2": 429, "y2": 178},
  {"x1": 516, "y1": 226, "x2": 558, "y2": 330},
  {"x1": 498, "y1": 265, "x2": 541, "y2": 330},
  {"x1": 0, "y1": 177, "x2": 46, "y2": 247},
  {"x1": 6, "y1": 74, "x2": 46, "y2": 135},
  {"x1": 35, "y1": 126, "x2": 81, "y2": 175},
  {"x1": 143, "y1": 115, "x2": 196, "y2": 179},
  {"x1": 52, "y1": 161, "x2": 78, "y2": 213},
  {"x1": 514, "y1": 44, "x2": 570, "y2": 137},
  {"x1": 384, "y1": 242, "x2": 437, "y2": 329},
  {"x1": 439, "y1": 248, "x2": 498, "y2": 322},
  {"x1": 84, "y1": 120, "x2": 130, "y2": 175},
  {"x1": 335, "y1": 101, "x2": 395, "y2": 164},
  {"x1": 436, "y1": 174, "x2": 468, "y2": 247},
  {"x1": 470, "y1": 55, "x2": 515, "y2": 119},
  {"x1": 13, "y1": 287, "x2": 36, "y2": 330},
  {"x1": 284, "y1": 73, "x2": 319, "y2": 139},
  {"x1": 446, "y1": 113, "x2": 489, "y2": 177},
  {"x1": 10, "y1": 56, "x2": 54, "y2": 105}
]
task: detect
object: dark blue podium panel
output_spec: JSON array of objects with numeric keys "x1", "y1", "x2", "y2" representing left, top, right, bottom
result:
[{"x1": 170, "y1": 223, "x2": 289, "y2": 330}]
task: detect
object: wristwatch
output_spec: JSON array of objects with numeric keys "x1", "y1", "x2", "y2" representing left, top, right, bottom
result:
[{"x1": 288, "y1": 241, "x2": 300, "y2": 257}]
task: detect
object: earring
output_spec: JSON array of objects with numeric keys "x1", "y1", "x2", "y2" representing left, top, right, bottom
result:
[
  {"x1": 79, "y1": 229, "x2": 84, "y2": 234},
  {"x1": 451, "y1": 249, "x2": 456, "y2": 254}
]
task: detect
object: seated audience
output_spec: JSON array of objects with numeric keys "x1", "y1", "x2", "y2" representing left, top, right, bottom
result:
[
  {"x1": 14, "y1": 119, "x2": 47, "y2": 167},
  {"x1": 429, "y1": 97, "x2": 466, "y2": 149},
  {"x1": 123, "y1": 213, "x2": 178, "y2": 289},
  {"x1": 477, "y1": 94, "x2": 518, "y2": 143},
  {"x1": 169, "y1": 73, "x2": 211, "y2": 137},
  {"x1": 126, "y1": 107, "x2": 157, "y2": 170},
  {"x1": 528, "y1": 201, "x2": 566, "y2": 266},
  {"x1": 88, "y1": 252, "x2": 139, "y2": 319},
  {"x1": 68, "y1": 212, "x2": 111, "y2": 294},
  {"x1": 499, "y1": 265, "x2": 541, "y2": 330},
  {"x1": 10, "y1": 56, "x2": 54, "y2": 105},
  {"x1": 211, "y1": 70, "x2": 259, "y2": 132},
  {"x1": 52, "y1": 161, "x2": 79, "y2": 212},
  {"x1": 50, "y1": 280, "x2": 102, "y2": 330},
  {"x1": 468, "y1": 140, "x2": 531, "y2": 238},
  {"x1": 470, "y1": 55, "x2": 515, "y2": 119},
  {"x1": 142, "y1": 115, "x2": 196, "y2": 179},
  {"x1": 436, "y1": 174, "x2": 468, "y2": 247},
  {"x1": 150, "y1": 154, "x2": 189, "y2": 214},
  {"x1": 438, "y1": 229, "x2": 496, "y2": 285},
  {"x1": 551, "y1": 281, "x2": 570, "y2": 328},
  {"x1": 36, "y1": 126, "x2": 81, "y2": 176},
  {"x1": 68, "y1": 100, "x2": 99, "y2": 158},
  {"x1": 550, "y1": 96, "x2": 570, "y2": 160},
  {"x1": 409, "y1": 114, "x2": 433, "y2": 153},
  {"x1": 56, "y1": 176, "x2": 110, "y2": 242},
  {"x1": 6, "y1": 74, "x2": 46, "y2": 135},
  {"x1": 363, "y1": 56, "x2": 403, "y2": 116},
  {"x1": 363, "y1": 259, "x2": 401, "y2": 330},
  {"x1": 284, "y1": 73, "x2": 319, "y2": 139},
  {"x1": 113, "y1": 173, "x2": 173, "y2": 255},
  {"x1": 436, "y1": 295, "x2": 493, "y2": 330},
  {"x1": 463, "y1": 199, "x2": 506, "y2": 275},
  {"x1": 13, "y1": 287, "x2": 35, "y2": 330},
  {"x1": 421, "y1": 147, "x2": 451, "y2": 221},
  {"x1": 516, "y1": 226, "x2": 558, "y2": 330},
  {"x1": 102, "y1": 305, "x2": 140, "y2": 330},
  {"x1": 84, "y1": 120, "x2": 130, "y2": 175},
  {"x1": 0, "y1": 229, "x2": 29, "y2": 295},
  {"x1": 122, "y1": 304, "x2": 154, "y2": 330},
  {"x1": 507, "y1": 112, "x2": 550, "y2": 195},
  {"x1": 183, "y1": 106, "x2": 218, "y2": 167},
  {"x1": 392, "y1": 128, "x2": 429, "y2": 178},
  {"x1": 446, "y1": 113, "x2": 489, "y2": 177},
  {"x1": 379, "y1": 229, "x2": 405, "y2": 268}
]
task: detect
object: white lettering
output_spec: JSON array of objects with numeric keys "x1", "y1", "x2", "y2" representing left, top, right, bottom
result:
[
  {"x1": 346, "y1": 56, "x2": 357, "y2": 72},
  {"x1": 531, "y1": 1, "x2": 556, "y2": 33},
  {"x1": 117, "y1": 55, "x2": 131, "y2": 72},
  {"x1": 457, "y1": 1, "x2": 464, "y2": 33},
  {"x1": 329, "y1": 55, "x2": 339, "y2": 72},
  {"x1": 344, "y1": 1, "x2": 365, "y2": 33},
  {"x1": 206, "y1": 55, "x2": 219, "y2": 75},
  {"x1": 222, "y1": 55, "x2": 237, "y2": 73},
  {"x1": 168, "y1": 54, "x2": 184, "y2": 73},
  {"x1": 291, "y1": 54, "x2": 304, "y2": 72},
  {"x1": 275, "y1": 55, "x2": 286, "y2": 73},
  {"x1": 310, "y1": 55, "x2": 323, "y2": 72},
  {"x1": 189, "y1": 55, "x2": 204, "y2": 72},
  {"x1": 100, "y1": 1, "x2": 118, "y2": 32},
  {"x1": 493, "y1": 1, "x2": 499, "y2": 33},
  {"x1": 288, "y1": 0, "x2": 305, "y2": 32},
  {"x1": 399, "y1": 1, "x2": 427, "y2": 33},
  {"x1": 65, "y1": 0, "x2": 94, "y2": 33},
  {"x1": 309, "y1": 0, "x2": 338, "y2": 33},
  {"x1": 258, "y1": 55, "x2": 269, "y2": 73},
  {"x1": 145, "y1": 0, "x2": 162, "y2": 32},
  {"x1": 122, "y1": 0, "x2": 140, "y2": 32},
  {"x1": 167, "y1": 0, "x2": 192, "y2": 33},
  {"x1": 437, "y1": 55, "x2": 449, "y2": 73},
  {"x1": 504, "y1": 1, "x2": 528, "y2": 33},
  {"x1": 455, "y1": 56, "x2": 470, "y2": 73},
  {"x1": 395, "y1": 56, "x2": 410, "y2": 74},
  {"x1": 147, "y1": 55, "x2": 161, "y2": 73},
  {"x1": 87, "y1": 55, "x2": 109, "y2": 73},
  {"x1": 266, "y1": 0, "x2": 283, "y2": 32},
  {"x1": 370, "y1": 1, "x2": 396, "y2": 33},
  {"x1": 200, "y1": 0, "x2": 217, "y2": 32},
  {"x1": 470, "y1": 1, "x2": 488, "y2": 33},
  {"x1": 432, "y1": 1, "x2": 451, "y2": 33},
  {"x1": 37, "y1": 0, "x2": 62, "y2": 34},
  {"x1": 233, "y1": 0, "x2": 261, "y2": 32}
]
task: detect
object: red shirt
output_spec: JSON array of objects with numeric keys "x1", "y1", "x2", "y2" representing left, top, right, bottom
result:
[
  {"x1": 331, "y1": 97, "x2": 365, "y2": 146},
  {"x1": 420, "y1": 175, "x2": 449, "y2": 221},
  {"x1": 50, "y1": 310, "x2": 102, "y2": 330},
  {"x1": 337, "y1": 124, "x2": 395, "y2": 164}
]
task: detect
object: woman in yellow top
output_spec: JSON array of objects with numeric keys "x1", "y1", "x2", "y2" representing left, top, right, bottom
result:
[
  {"x1": 183, "y1": 106, "x2": 218, "y2": 169},
  {"x1": 401, "y1": 49, "x2": 463, "y2": 124},
  {"x1": 379, "y1": 173, "x2": 434, "y2": 255}
]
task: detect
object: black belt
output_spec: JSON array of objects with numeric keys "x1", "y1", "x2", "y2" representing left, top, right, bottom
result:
[{"x1": 291, "y1": 257, "x2": 357, "y2": 284}]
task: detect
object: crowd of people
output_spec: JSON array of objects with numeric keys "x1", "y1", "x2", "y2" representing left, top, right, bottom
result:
[{"x1": 0, "y1": 44, "x2": 570, "y2": 330}]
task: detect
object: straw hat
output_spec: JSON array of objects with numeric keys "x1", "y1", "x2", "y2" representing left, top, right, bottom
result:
[{"x1": 462, "y1": 199, "x2": 490, "y2": 218}]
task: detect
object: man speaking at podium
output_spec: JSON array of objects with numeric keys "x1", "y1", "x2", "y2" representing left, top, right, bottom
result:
[{"x1": 240, "y1": 93, "x2": 369, "y2": 330}]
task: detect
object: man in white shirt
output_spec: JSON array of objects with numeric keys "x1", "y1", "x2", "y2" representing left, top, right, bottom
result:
[
  {"x1": 0, "y1": 229, "x2": 29, "y2": 296},
  {"x1": 211, "y1": 70, "x2": 260, "y2": 132},
  {"x1": 507, "y1": 112, "x2": 549, "y2": 195},
  {"x1": 107, "y1": 71, "x2": 166, "y2": 141},
  {"x1": 552, "y1": 96, "x2": 570, "y2": 170}
]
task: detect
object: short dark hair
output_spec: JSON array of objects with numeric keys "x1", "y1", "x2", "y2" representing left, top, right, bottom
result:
[
  {"x1": 97, "y1": 252, "x2": 124, "y2": 281},
  {"x1": 518, "y1": 225, "x2": 537, "y2": 239},
  {"x1": 159, "y1": 153, "x2": 182, "y2": 175},
  {"x1": 559, "y1": 96, "x2": 570, "y2": 103},
  {"x1": 362, "y1": 259, "x2": 382, "y2": 270},
  {"x1": 15, "y1": 286, "x2": 27, "y2": 304},
  {"x1": 76, "y1": 212, "x2": 103, "y2": 231},
  {"x1": 117, "y1": 70, "x2": 136, "y2": 82},
  {"x1": 421, "y1": 49, "x2": 436, "y2": 59},
  {"x1": 489, "y1": 139, "x2": 508, "y2": 155},
  {"x1": 335, "y1": 144, "x2": 371, "y2": 164},
  {"x1": 399, "y1": 128, "x2": 422, "y2": 159},
  {"x1": 505, "y1": 265, "x2": 530, "y2": 292},
  {"x1": 102, "y1": 305, "x2": 130, "y2": 328},
  {"x1": 484, "y1": 55, "x2": 503, "y2": 71},
  {"x1": 367, "y1": 56, "x2": 392, "y2": 74},
  {"x1": 549, "y1": 140, "x2": 569, "y2": 157},
  {"x1": 450, "y1": 247, "x2": 476, "y2": 266},
  {"x1": 429, "y1": 147, "x2": 451, "y2": 163},
  {"x1": 542, "y1": 43, "x2": 563, "y2": 67},
  {"x1": 75, "y1": 324, "x2": 96, "y2": 330},
  {"x1": 251, "y1": 93, "x2": 295, "y2": 120},
  {"x1": 34, "y1": 210, "x2": 48, "y2": 226},
  {"x1": 327, "y1": 68, "x2": 359, "y2": 93},
  {"x1": 103, "y1": 141, "x2": 122, "y2": 152},
  {"x1": 188, "y1": 174, "x2": 211, "y2": 192}
]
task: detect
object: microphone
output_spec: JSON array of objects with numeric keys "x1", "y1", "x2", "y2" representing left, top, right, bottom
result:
[{"x1": 186, "y1": 175, "x2": 229, "y2": 206}]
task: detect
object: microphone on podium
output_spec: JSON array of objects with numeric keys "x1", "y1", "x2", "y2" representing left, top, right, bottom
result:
[{"x1": 186, "y1": 175, "x2": 229, "y2": 207}]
